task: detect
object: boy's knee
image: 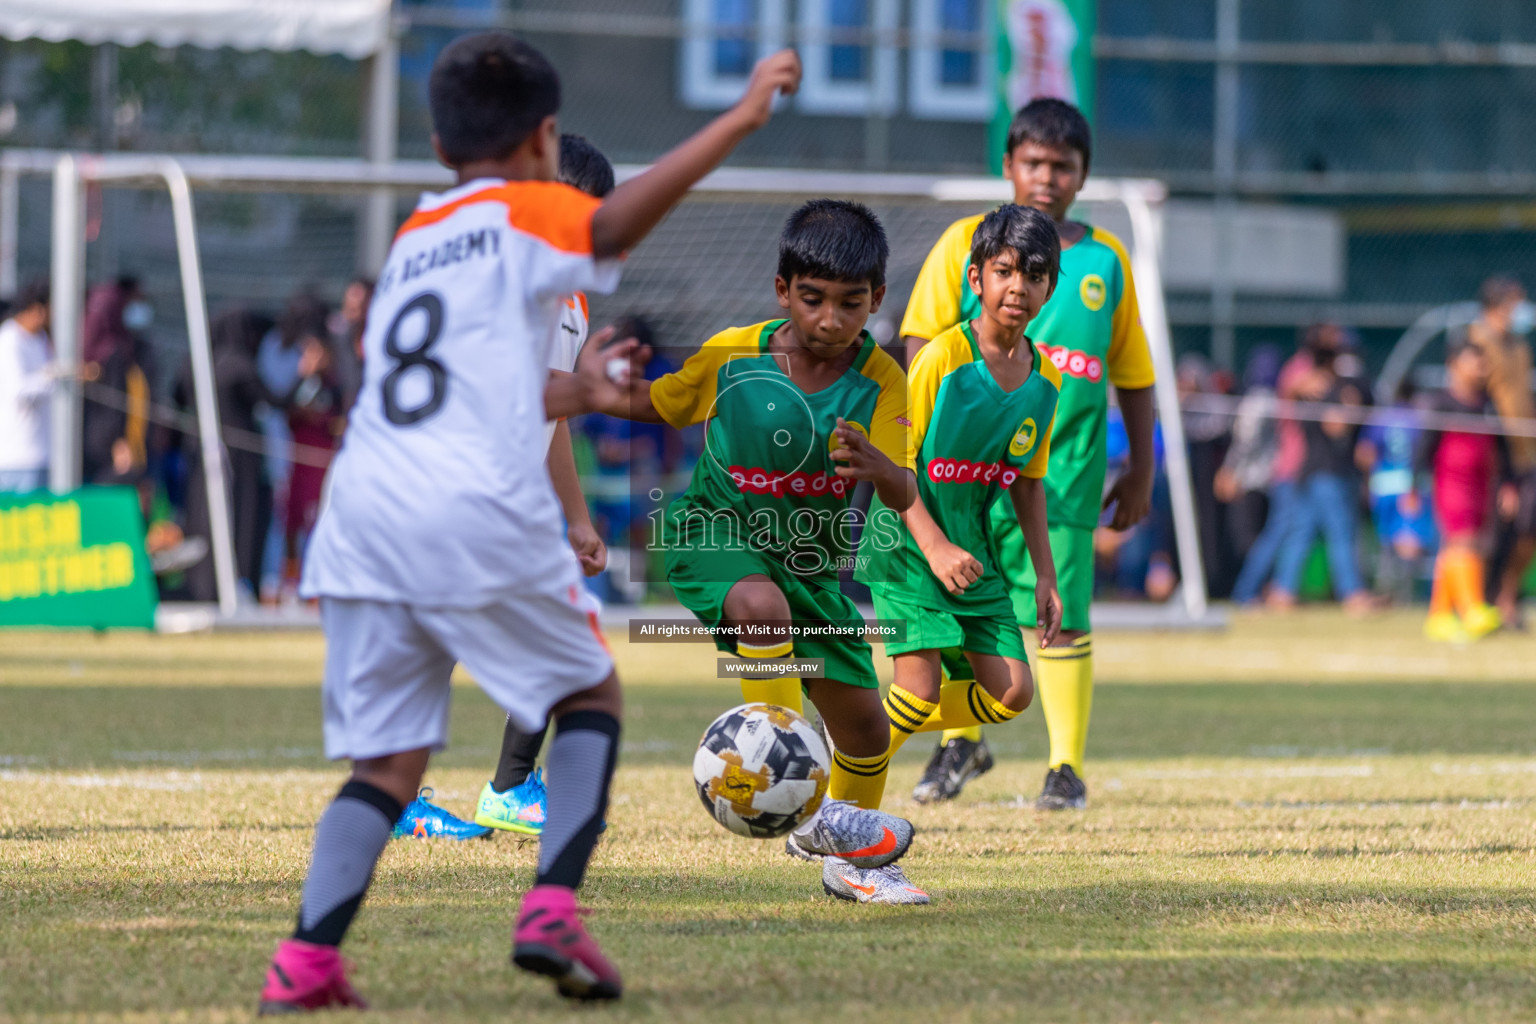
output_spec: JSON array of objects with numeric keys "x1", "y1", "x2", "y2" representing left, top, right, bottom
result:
[
  {"x1": 1002, "y1": 669, "x2": 1034, "y2": 712},
  {"x1": 553, "y1": 670, "x2": 623, "y2": 720},
  {"x1": 724, "y1": 578, "x2": 791, "y2": 628}
]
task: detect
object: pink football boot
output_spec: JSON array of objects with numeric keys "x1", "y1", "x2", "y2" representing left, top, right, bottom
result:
[
  {"x1": 511, "y1": 885, "x2": 622, "y2": 1001},
  {"x1": 257, "y1": 938, "x2": 367, "y2": 1015}
]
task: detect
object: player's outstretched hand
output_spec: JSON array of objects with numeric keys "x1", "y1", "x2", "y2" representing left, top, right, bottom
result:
[
  {"x1": 731, "y1": 50, "x2": 802, "y2": 132},
  {"x1": 574, "y1": 325, "x2": 642, "y2": 415},
  {"x1": 1102, "y1": 466, "x2": 1153, "y2": 532},
  {"x1": 925, "y1": 540, "x2": 983, "y2": 596},
  {"x1": 568, "y1": 522, "x2": 608, "y2": 577},
  {"x1": 1035, "y1": 586, "x2": 1064, "y2": 649}
]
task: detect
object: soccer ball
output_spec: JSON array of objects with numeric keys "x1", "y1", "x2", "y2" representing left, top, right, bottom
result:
[{"x1": 693, "y1": 703, "x2": 830, "y2": 839}]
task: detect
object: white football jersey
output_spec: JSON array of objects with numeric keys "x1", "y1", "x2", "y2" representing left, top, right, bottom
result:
[
  {"x1": 301, "y1": 178, "x2": 620, "y2": 607},
  {"x1": 543, "y1": 292, "x2": 589, "y2": 452}
]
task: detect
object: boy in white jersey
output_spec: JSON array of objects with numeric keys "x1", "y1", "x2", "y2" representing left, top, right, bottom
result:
[
  {"x1": 401, "y1": 133, "x2": 616, "y2": 839},
  {"x1": 256, "y1": 32, "x2": 801, "y2": 1012}
]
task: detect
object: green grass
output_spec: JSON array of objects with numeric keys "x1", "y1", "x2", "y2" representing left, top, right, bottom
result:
[{"x1": 3, "y1": 610, "x2": 1536, "y2": 1022}]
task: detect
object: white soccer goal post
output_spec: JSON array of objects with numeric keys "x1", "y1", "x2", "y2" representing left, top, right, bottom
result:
[{"x1": 19, "y1": 150, "x2": 1212, "y2": 627}]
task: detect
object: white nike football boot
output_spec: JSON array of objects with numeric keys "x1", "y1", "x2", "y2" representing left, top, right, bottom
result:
[
  {"x1": 782, "y1": 798, "x2": 913, "y2": 869},
  {"x1": 821, "y1": 859, "x2": 931, "y2": 905}
]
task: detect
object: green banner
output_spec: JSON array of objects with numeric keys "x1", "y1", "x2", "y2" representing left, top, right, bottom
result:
[
  {"x1": 0, "y1": 488, "x2": 158, "y2": 629},
  {"x1": 989, "y1": 0, "x2": 1097, "y2": 171}
]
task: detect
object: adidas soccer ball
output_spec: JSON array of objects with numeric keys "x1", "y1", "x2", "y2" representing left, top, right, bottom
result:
[{"x1": 693, "y1": 703, "x2": 830, "y2": 839}]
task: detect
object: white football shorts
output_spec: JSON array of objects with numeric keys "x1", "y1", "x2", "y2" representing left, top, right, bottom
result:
[{"x1": 318, "y1": 577, "x2": 613, "y2": 761}]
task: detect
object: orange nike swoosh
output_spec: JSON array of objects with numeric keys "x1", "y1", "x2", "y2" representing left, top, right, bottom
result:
[
  {"x1": 844, "y1": 827, "x2": 897, "y2": 859},
  {"x1": 841, "y1": 877, "x2": 877, "y2": 895}
]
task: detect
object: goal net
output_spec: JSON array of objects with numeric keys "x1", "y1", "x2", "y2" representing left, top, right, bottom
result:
[{"x1": 20, "y1": 153, "x2": 1212, "y2": 626}]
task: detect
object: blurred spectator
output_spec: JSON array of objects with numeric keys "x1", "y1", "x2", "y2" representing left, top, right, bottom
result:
[
  {"x1": 0, "y1": 278, "x2": 53, "y2": 494},
  {"x1": 1357, "y1": 381, "x2": 1435, "y2": 605},
  {"x1": 1271, "y1": 324, "x2": 1374, "y2": 613},
  {"x1": 327, "y1": 276, "x2": 373, "y2": 411},
  {"x1": 283, "y1": 304, "x2": 346, "y2": 599},
  {"x1": 581, "y1": 316, "x2": 677, "y2": 602},
  {"x1": 1095, "y1": 409, "x2": 1176, "y2": 600},
  {"x1": 1418, "y1": 337, "x2": 1508, "y2": 642},
  {"x1": 1216, "y1": 346, "x2": 1283, "y2": 566},
  {"x1": 1230, "y1": 333, "x2": 1320, "y2": 605},
  {"x1": 174, "y1": 309, "x2": 276, "y2": 601},
  {"x1": 1464, "y1": 275, "x2": 1536, "y2": 627},
  {"x1": 81, "y1": 276, "x2": 155, "y2": 481},
  {"x1": 256, "y1": 290, "x2": 324, "y2": 603},
  {"x1": 1177, "y1": 353, "x2": 1235, "y2": 596}
]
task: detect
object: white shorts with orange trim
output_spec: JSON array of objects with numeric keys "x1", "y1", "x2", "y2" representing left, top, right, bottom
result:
[{"x1": 318, "y1": 577, "x2": 613, "y2": 761}]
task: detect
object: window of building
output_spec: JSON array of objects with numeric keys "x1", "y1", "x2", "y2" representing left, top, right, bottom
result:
[
  {"x1": 910, "y1": 0, "x2": 995, "y2": 120},
  {"x1": 797, "y1": 0, "x2": 898, "y2": 115},
  {"x1": 681, "y1": 0, "x2": 787, "y2": 109}
]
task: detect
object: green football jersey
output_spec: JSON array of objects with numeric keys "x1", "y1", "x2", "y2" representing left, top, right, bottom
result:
[
  {"x1": 651, "y1": 320, "x2": 908, "y2": 582},
  {"x1": 901, "y1": 216, "x2": 1156, "y2": 529},
  {"x1": 857, "y1": 322, "x2": 1062, "y2": 612}
]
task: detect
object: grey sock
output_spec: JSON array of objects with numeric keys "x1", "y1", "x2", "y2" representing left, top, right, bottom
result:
[
  {"x1": 535, "y1": 710, "x2": 620, "y2": 889},
  {"x1": 293, "y1": 780, "x2": 400, "y2": 946}
]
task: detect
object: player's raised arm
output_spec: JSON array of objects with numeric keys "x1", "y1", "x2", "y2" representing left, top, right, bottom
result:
[{"x1": 590, "y1": 50, "x2": 801, "y2": 260}]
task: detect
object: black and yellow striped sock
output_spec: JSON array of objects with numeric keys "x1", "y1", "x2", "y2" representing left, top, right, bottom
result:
[
  {"x1": 736, "y1": 640, "x2": 803, "y2": 716},
  {"x1": 1039, "y1": 634, "x2": 1093, "y2": 771},
  {"x1": 883, "y1": 684, "x2": 938, "y2": 756},
  {"x1": 829, "y1": 747, "x2": 892, "y2": 810},
  {"x1": 915, "y1": 679, "x2": 1022, "y2": 733}
]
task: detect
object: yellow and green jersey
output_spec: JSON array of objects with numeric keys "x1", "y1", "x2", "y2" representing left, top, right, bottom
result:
[
  {"x1": 857, "y1": 322, "x2": 1061, "y2": 613},
  {"x1": 901, "y1": 214, "x2": 1156, "y2": 530},
  {"x1": 651, "y1": 320, "x2": 909, "y2": 582}
]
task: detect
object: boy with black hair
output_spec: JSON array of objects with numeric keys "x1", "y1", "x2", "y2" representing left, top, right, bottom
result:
[
  {"x1": 257, "y1": 32, "x2": 800, "y2": 1011},
  {"x1": 901, "y1": 97, "x2": 1156, "y2": 810},
  {"x1": 401, "y1": 133, "x2": 621, "y2": 839},
  {"x1": 602, "y1": 198, "x2": 925, "y2": 904},
  {"x1": 862, "y1": 203, "x2": 1062, "y2": 809}
]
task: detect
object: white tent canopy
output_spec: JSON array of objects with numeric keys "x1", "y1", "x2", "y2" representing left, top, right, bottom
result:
[{"x1": 0, "y1": 0, "x2": 392, "y2": 59}]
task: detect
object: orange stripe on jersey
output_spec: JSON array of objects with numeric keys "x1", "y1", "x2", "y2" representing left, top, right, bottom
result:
[
  {"x1": 577, "y1": 292, "x2": 589, "y2": 319},
  {"x1": 395, "y1": 181, "x2": 600, "y2": 254}
]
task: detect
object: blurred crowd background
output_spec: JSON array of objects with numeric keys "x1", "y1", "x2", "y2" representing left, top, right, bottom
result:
[{"x1": 6, "y1": 0, "x2": 1536, "y2": 628}]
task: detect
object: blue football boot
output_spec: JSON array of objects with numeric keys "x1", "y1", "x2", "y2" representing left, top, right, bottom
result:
[
  {"x1": 393, "y1": 787, "x2": 492, "y2": 840},
  {"x1": 474, "y1": 768, "x2": 547, "y2": 836}
]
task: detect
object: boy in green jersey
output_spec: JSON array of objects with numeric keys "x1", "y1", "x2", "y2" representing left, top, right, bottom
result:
[
  {"x1": 861, "y1": 204, "x2": 1064, "y2": 806},
  {"x1": 606, "y1": 200, "x2": 926, "y2": 903},
  {"x1": 901, "y1": 99, "x2": 1157, "y2": 810}
]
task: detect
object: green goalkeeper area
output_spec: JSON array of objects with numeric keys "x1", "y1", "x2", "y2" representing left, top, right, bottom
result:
[{"x1": 3, "y1": 612, "x2": 1535, "y2": 1023}]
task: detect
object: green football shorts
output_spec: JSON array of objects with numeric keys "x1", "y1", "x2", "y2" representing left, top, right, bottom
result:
[
  {"x1": 994, "y1": 521, "x2": 1095, "y2": 634},
  {"x1": 664, "y1": 540, "x2": 878, "y2": 689},
  {"x1": 867, "y1": 583, "x2": 1027, "y2": 663}
]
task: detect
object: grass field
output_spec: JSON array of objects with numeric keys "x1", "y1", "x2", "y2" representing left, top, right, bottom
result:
[{"x1": 3, "y1": 609, "x2": 1536, "y2": 1023}]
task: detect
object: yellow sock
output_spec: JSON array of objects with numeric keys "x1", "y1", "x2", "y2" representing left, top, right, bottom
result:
[
  {"x1": 915, "y1": 679, "x2": 1022, "y2": 732},
  {"x1": 933, "y1": 661, "x2": 984, "y2": 745},
  {"x1": 941, "y1": 726, "x2": 983, "y2": 745},
  {"x1": 829, "y1": 748, "x2": 892, "y2": 810},
  {"x1": 737, "y1": 640, "x2": 802, "y2": 715},
  {"x1": 1038, "y1": 635, "x2": 1093, "y2": 771},
  {"x1": 1429, "y1": 553, "x2": 1453, "y2": 616},
  {"x1": 883, "y1": 684, "x2": 938, "y2": 756}
]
